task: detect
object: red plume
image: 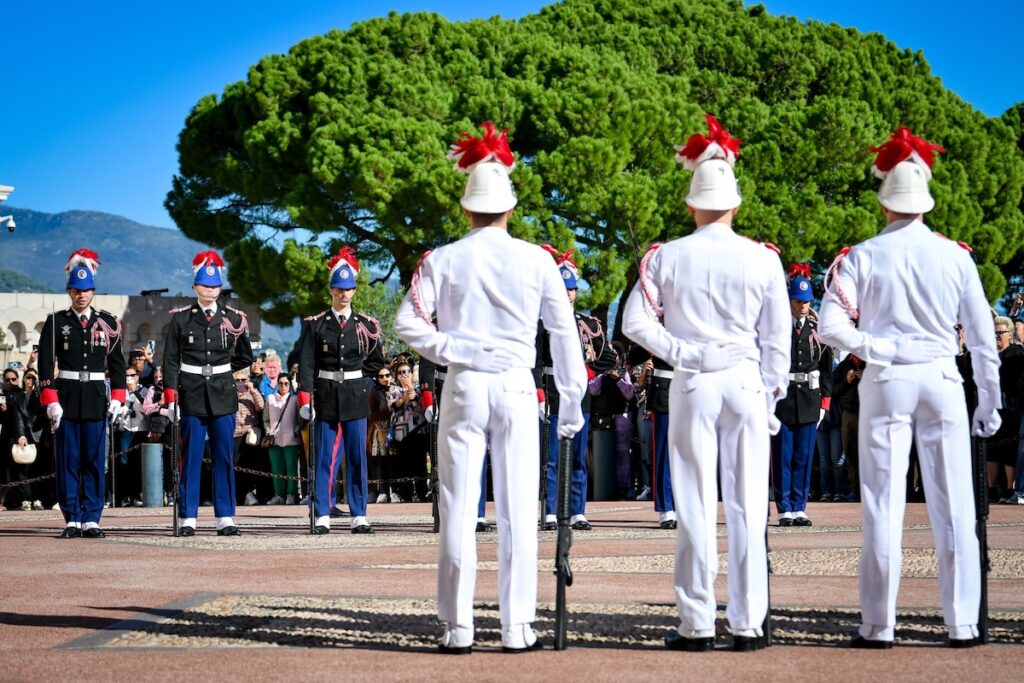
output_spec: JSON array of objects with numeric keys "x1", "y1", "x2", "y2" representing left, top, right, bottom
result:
[
  {"x1": 869, "y1": 127, "x2": 944, "y2": 178},
  {"x1": 448, "y1": 121, "x2": 516, "y2": 173},
  {"x1": 675, "y1": 114, "x2": 742, "y2": 170},
  {"x1": 786, "y1": 262, "x2": 811, "y2": 281},
  {"x1": 192, "y1": 250, "x2": 224, "y2": 269},
  {"x1": 327, "y1": 245, "x2": 359, "y2": 273},
  {"x1": 65, "y1": 248, "x2": 101, "y2": 275},
  {"x1": 541, "y1": 244, "x2": 577, "y2": 269},
  {"x1": 540, "y1": 244, "x2": 560, "y2": 259}
]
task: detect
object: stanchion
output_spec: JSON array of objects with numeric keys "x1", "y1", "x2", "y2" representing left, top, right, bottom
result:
[{"x1": 141, "y1": 443, "x2": 164, "y2": 508}]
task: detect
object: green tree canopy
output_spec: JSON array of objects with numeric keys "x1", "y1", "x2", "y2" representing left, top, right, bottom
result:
[{"x1": 168, "y1": 0, "x2": 1024, "y2": 328}]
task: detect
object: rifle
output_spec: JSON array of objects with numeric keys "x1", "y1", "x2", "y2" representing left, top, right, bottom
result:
[
  {"x1": 106, "y1": 413, "x2": 115, "y2": 509},
  {"x1": 762, "y1": 499, "x2": 772, "y2": 646},
  {"x1": 972, "y1": 432, "x2": 990, "y2": 643},
  {"x1": 170, "y1": 405, "x2": 180, "y2": 537},
  {"x1": 307, "y1": 401, "x2": 317, "y2": 534},
  {"x1": 540, "y1": 372, "x2": 551, "y2": 522},
  {"x1": 554, "y1": 436, "x2": 574, "y2": 650},
  {"x1": 429, "y1": 390, "x2": 440, "y2": 534}
]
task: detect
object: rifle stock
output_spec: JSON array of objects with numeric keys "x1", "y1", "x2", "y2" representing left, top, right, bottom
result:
[
  {"x1": 307, "y1": 405, "x2": 317, "y2": 534},
  {"x1": 171, "y1": 409, "x2": 180, "y2": 537},
  {"x1": 430, "y1": 400, "x2": 440, "y2": 534},
  {"x1": 554, "y1": 436, "x2": 574, "y2": 650}
]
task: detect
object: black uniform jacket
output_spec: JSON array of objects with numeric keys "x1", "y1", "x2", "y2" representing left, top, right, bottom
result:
[
  {"x1": 39, "y1": 308, "x2": 127, "y2": 420},
  {"x1": 163, "y1": 303, "x2": 254, "y2": 418},
  {"x1": 775, "y1": 317, "x2": 833, "y2": 425},
  {"x1": 297, "y1": 309, "x2": 385, "y2": 423},
  {"x1": 648, "y1": 356, "x2": 673, "y2": 415},
  {"x1": 535, "y1": 311, "x2": 616, "y2": 414},
  {"x1": 419, "y1": 356, "x2": 447, "y2": 406}
]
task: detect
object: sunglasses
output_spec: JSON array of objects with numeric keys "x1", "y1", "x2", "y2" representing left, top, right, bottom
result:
[
  {"x1": 378, "y1": 373, "x2": 391, "y2": 379},
  {"x1": 278, "y1": 380, "x2": 290, "y2": 385},
  {"x1": 996, "y1": 331, "x2": 1010, "y2": 337},
  {"x1": 397, "y1": 369, "x2": 411, "y2": 376}
]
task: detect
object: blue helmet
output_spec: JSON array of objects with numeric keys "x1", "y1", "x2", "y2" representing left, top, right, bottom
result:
[
  {"x1": 65, "y1": 248, "x2": 99, "y2": 291},
  {"x1": 192, "y1": 250, "x2": 225, "y2": 287},
  {"x1": 788, "y1": 276, "x2": 814, "y2": 302}
]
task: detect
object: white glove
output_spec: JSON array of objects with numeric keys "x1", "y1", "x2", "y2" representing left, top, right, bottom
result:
[
  {"x1": 972, "y1": 408, "x2": 1001, "y2": 438},
  {"x1": 47, "y1": 403, "x2": 63, "y2": 432},
  {"x1": 699, "y1": 342, "x2": 748, "y2": 373},
  {"x1": 817, "y1": 408, "x2": 826, "y2": 427},
  {"x1": 538, "y1": 401, "x2": 546, "y2": 421},
  {"x1": 766, "y1": 388, "x2": 784, "y2": 436},
  {"x1": 424, "y1": 405, "x2": 434, "y2": 423},
  {"x1": 108, "y1": 399, "x2": 122, "y2": 417},
  {"x1": 470, "y1": 345, "x2": 515, "y2": 374},
  {"x1": 299, "y1": 404, "x2": 312, "y2": 421},
  {"x1": 557, "y1": 405, "x2": 585, "y2": 439},
  {"x1": 165, "y1": 402, "x2": 179, "y2": 425},
  {"x1": 892, "y1": 334, "x2": 946, "y2": 365}
]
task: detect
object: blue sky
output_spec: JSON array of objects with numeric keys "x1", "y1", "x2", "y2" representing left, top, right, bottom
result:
[{"x1": 1, "y1": 1, "x2": 1020, "y2": 229}]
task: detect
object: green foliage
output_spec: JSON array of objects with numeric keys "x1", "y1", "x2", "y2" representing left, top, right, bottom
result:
[{"x1": 168, "y1": 0, "x2": 1024, "y2": 326}]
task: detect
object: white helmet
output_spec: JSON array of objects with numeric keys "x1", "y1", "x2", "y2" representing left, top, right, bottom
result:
[
  {"x1": 877, "y1": 160, "x2": 934, "y2": 214},
  {"x1": 686, "y1": 159, "x2": 741, "y2": 211},
  {"x1": 460, "y1": 162, "x2": 517, "y2": 214}
]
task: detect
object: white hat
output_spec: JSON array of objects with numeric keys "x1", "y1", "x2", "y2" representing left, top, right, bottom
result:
[
  {"x1": 676, "y1": 114, "x2": 742, "y2": 211},
  {"x1": 460, "y1": 162, "x2": 517, "y2": 213},
  {"x1": 877, "y1": 160, "x2": 934, "y2": 214},
  {"x1": 870, "y1": 127, "x2": 944, "y2": 214},
  {"x1": 450, "y1": 122, "x2": 517, "y2": 214},
  {"x1": 686, "y1": 159, "x2": 741, "y2": 211}
]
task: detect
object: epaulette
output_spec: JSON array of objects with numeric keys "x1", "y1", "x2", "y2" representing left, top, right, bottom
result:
[
  {"x1": 169, "y1": 304, "x2": 191, "y2": 314},
  {"x1": 355, "y1": 311, "x2": 380, "y2": 325},
  {"x1": 741, "y1": 236, "x2": 781, "y2": 254},
  {"x1": 224, "y1": 305, "x2": 247, "y2": 317},
  {"x1": 932, "y1": 230, "x2": 973, "y2": 253},
  {"x1": 96, "y1": 308, "x2": 118, "y2": 320},
  {"x1": 303, "y1": 310, "x2": 328, "y2": 322}
]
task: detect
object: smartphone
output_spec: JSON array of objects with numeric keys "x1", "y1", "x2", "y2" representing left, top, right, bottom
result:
[
  {"x1": 146, "y1": 340, "x2": 156, "y2": 355},
  {"x1": 32, "y1": 344, "x2": 38, "y2": 352}
]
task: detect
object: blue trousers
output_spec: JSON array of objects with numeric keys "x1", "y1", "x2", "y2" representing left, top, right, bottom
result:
[
  {"x1": 771, "y1": 421, "x2": 818, "y2": 514},
  {"x1": 180, "y1": 413, "x2": 237, "y2": 519},
  {"x1": 313, "y1": 418, "x2": 368, "y2": 519},
  {"x1": 478, "y1": 452, "x2": 489, "y2": 518},
  {"x1": 55, "y1": 417, "x2": 107, "y2": 524},
  {"x1": 545, "y1": 412, "x2": 590, "y2": 516},
  {"x1": 652, "y1": 410, "x2": 675, "y2": 513}
]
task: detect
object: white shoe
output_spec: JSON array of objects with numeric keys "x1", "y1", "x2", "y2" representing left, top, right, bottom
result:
[
  {"x1": 658, "y1": 511, "x2": 676, "y2": 524},
  {"x1": 501, "y1": 623, "x2": 539, "y2": 650},
  {"x1": 52, "y1": 503, "x2": 61, "y2": 511},
  {"x1": 441, "y1": 623, "x2": 474, "y2": 649},
  {"x1": 351, "y1": 515, "x2": 369, "y2": 529},
  {"x1": 636, "y1": 486, "x2": 651, "y2": 501},
  {"x1": 376, "y1": 493, "x2": 389, "y2": 504},
  {"x1": 244, "y1": 491, "x2": 259, "y2": 506},
  {"x1": 389, "y1": 492, "x2": 402, "y2": 503}
]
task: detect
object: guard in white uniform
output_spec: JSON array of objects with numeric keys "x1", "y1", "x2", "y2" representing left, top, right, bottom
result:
[
  {"x1": 622, "y1": 115, "x2": 790, "y2": 652},
  {"x1": 394, "y1": 122, "x2": 587, "y2": 654},
  {"x1": 818, "y1": 127, "x2": 1001, "y2": 648}
]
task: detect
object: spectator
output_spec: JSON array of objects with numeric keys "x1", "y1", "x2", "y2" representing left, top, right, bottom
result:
[
  {"x1": 20, "y1": 371, "x2": 49, "y2": 509},
  {"x1": 588, "y1": 341, "x2": 635, "y2": 499},
  {"x1": 833, "y1": 350, "x2": 863, "y2": 501},
  {"x1": 263, "y1": 373, "x2": 300, "y2": 505},
  {"x1": 26, "y1": 346, "x2": 39, "y2": 373},
  {"x1": 989, "y1": 316, "x2": 1024, "y2": 500},
  {"x1": 630, "y1": 349, "x2": 653, "y2": 502},
  {"x1": 232, "y1": 369, "x2": 265, "y2": 506},
  {"x1": 816, "y1": 354, "x2": 845, "y2": 502},
  {"x1": 129, "y1": 348, "x2": 156, "y2": 387},
  {"x1": 386, "y1": 359, "x2": 428, "y2": 502},
  {"x1": 1, "y1": 370, "x2": 42, "y2": 511},
  {"x1": 250, "y1": 354, "x2": 266, "y2": 390},
  {"x1": 258, "y1": 350, "x2": 282, "y2": 399},
  {"x1": 113, "y1": 367, "x2": 151, "y2": 506},
  {"x1": 367, "y1": 365, "x2": 394, "y2": 503}
]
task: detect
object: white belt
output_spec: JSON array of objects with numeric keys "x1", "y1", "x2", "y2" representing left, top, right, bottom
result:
[
  {"x1": 180, "y1": 363, "x2": 232, "y2": 377},
  {"x1": 318, "y1": 369, "x2": 364, "y2": 381},
  {"x1": 543, "y1": 367, "x2": 555, "y2": 375},
  {"x1": 788, "y1": 370, "x2": 820, "y2": 383},
  {"x1": 434, "y1": 370, "x2": 447, "y2": 381},
  {"x1": 57, "y1": 370, "x2": 105, "y2": 382},
  {"x1": 652, "y1": 369, "x2": 674, "y2": 379}
]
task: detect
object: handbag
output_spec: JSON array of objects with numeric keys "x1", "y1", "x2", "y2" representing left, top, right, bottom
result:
[
  {"x1": 245, "y1": 428, "x2": 261, "y2": 446},
  {"x1": 12, "y1": 443, "x2": 37, "y2": 465}
]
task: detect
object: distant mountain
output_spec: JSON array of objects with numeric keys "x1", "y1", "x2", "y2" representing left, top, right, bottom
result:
[
  {"x1": 0, "y1": 266, "x2": 54, "y2": 293},
  {"x1": 0, "y1": 207, "x2": 210, "y2": 295}
]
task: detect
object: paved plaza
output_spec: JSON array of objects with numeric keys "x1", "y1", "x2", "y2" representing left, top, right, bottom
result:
[{"x1": 1, "y1": 501, "x2": 1021, "y2": 681}]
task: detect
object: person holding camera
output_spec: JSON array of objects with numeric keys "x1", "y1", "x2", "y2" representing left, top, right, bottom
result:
[
  {"x1": 588, "y1": 341, "x2": 636, "y2": 500},
  {"x1": 232, "y1": 369, "x2": 265, "y2": 506},
  {"x1": 162, "y1": 250, "x2": 254, "y2": 537},
  {"x1": 1, "y1": 368, "x2": 43, "y2": 511},
  {"x1": 263, "y1": 373, "x2": 299, "y2": 505},
  {"x1": 112, "y1": 367, "x2": 149, "y2": 506}
]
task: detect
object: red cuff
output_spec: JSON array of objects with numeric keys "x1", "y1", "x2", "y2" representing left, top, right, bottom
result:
[
  {"x1": 162, "y1": 388, "x2": 177, "y2": 404},
  {"x1": 586, "y1": 366, "x2": 596, "y2": 381},
  {"x1": 421, "y1": 390, "x2": 434, "y2": 410},
  {"x1": 298, "y1": 391, "x2": 311, "y2": 407},
  {"x1": 536, "y1": 388, "x2": 545, "y2": 403},
  {"x1": 111, "y1": 388, "x2": 126, "y2": 403},
  {"x1": 820, "y1": 397, "x2": 831, "y2": 411},
  {"x1": 41, "y1": 388, "x2": 59, "y2": 406}
]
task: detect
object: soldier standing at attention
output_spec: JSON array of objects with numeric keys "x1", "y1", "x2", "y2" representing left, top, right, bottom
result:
[
  {"x1": 297, "y1": 247, "x2": 385, "y2": 535},
  {"x1": 818, "y1": 128, "x2": 1001, "y2": 648},
  {"x1": 622, "y1": 115, "x2": 790, "y2": 652},
  {"x1": 394, "y1": 122, "x2": 586, "y2": 653},
  {"x1": 537, "y1": 247, "x2": 616, "y2": 532},
  {"x1": 39, "y1": 249, "x2": 127, "y2": 538},
  {"x1": 162, "y1": 250, "x2": 253, "y2": 536},
  {"x1": 772, "y1": 264, "x2": 833, "y2": 528}
]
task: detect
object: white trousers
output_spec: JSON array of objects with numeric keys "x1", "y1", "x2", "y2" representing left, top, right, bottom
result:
[
  {"x1": 857, "y1": 359, "x2": 980, "y2": 640},
  {"x1": 437, "y1": 366, "x2": 539, "y2": 636},
  {"x1": 668, "y1": 361, "x2": 769, "y2": 635}
]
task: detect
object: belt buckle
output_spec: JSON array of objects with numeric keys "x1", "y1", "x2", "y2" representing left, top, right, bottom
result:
[
  {"x1": 79, "y1": 371, "x2": 90, "y2": 382},
  {"x1": 202, "y1": 365, "x2": 213, "y2": 378}
]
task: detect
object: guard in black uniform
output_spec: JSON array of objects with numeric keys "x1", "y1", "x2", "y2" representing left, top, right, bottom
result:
[
  {"x1": 297, "y1": 247, "x2": 385, "y2": 534},
  {"x1": 772, "y1": 269, "x2": 833, "y2": 527},
  {"x1": 39, "y1": 249, "x2": 127, "y2": 538},
  {"x1": 162, "y1": 250, "x2": 253, "y2": 536},
  {"x1": 647, "y1": 356, "x2": 677, "y2": 529},
  {"x1": 537, "y1": 246, "x2": 616, "y2": 531}
]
